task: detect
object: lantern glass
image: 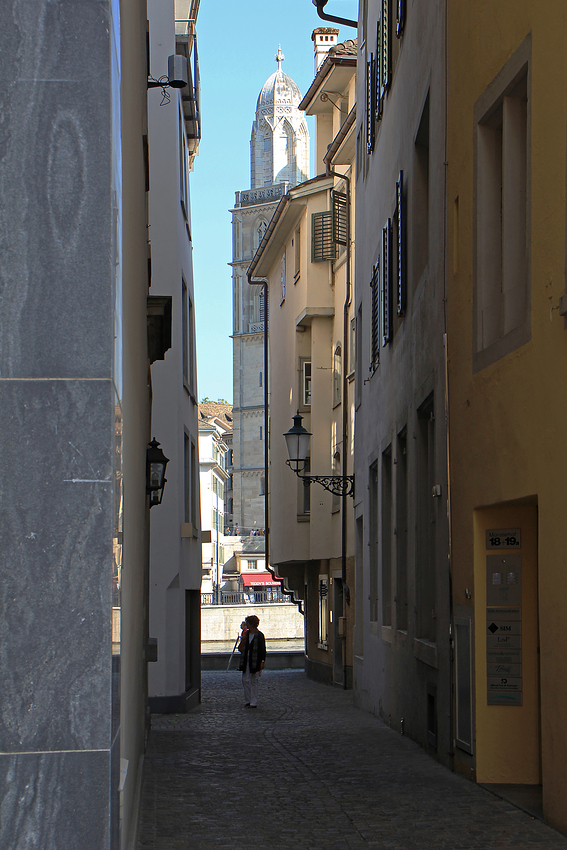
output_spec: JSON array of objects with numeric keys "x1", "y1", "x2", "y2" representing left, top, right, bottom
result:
[{"x1": 283, "y1": 412, "x2": 311, "y2": 472}]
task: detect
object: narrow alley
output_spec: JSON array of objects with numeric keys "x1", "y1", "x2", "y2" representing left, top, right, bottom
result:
[{"x1": 138, "y1": 671, "x2": 567, "y2": 849}]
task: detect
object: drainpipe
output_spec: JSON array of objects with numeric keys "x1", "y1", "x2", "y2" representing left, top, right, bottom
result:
[
  {"x1": 313, "y1": 0, "x2": 358, "y2": 29},
  {"x1": 324, "y1": 156, "x2": 352, "y2": 690}
]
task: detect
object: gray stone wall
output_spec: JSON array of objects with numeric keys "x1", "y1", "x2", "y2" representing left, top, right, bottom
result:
[{"x1": 0, "y1": 1, "x2": 125, "y2": 845}]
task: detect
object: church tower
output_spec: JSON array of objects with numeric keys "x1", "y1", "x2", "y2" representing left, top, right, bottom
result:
[{"x1": 230, "y1": 48, "x2": 309, "y2": 539}]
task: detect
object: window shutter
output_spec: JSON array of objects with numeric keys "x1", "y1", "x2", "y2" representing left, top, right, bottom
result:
[
  {"x1": 396, "y1": 171, "x2": 405, "y2": 316},
  {"x1": 377, "y1": 0, "x2": 391, "y2": 119},
  {"x1": 375, "y1": 19, "x2": 383, "y2": 121},
  {"x1": 382, "y1": 219, "x2": 392, "y2": 345},
  {"x1": 366, "y1": 57, "x2": 375, "y2": 153},
  {"x1": 332, "y1": 191, "x2": 348, "y2": 246},
  {"x1": 370, "y1": 261, "x2": 380, "y2": 371},
  {"x1": 312, "y1": 211, "x2": 336, "y2": 262},
  {"x1": 396, "y1": 0, "x2": 406, "y2": 38},
  {"x1": 382, "y1": 0, "x2": 391, "y2": 93}
]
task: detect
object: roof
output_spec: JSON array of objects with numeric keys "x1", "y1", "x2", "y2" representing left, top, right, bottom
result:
[
  {"x1": 299, "y1": 40, "x2": 357, "y2": 111},
  {"x1": 198, "y1": 403, "x2": 233, "y2": 428},
  {"x1": 256, "y1": 68, "x2": 302, "y2": 112}
]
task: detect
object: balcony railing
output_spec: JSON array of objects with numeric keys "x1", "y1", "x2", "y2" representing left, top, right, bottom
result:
[{"x1": 201, "y1": 590, "x2": 287, "y2": 606}]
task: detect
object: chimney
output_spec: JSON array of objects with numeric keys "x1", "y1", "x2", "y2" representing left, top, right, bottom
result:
[{"x1": 312, "y1": 27, "x2": 339, "y2": 72}]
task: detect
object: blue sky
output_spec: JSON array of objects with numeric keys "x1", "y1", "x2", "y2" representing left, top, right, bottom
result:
[{"x1": 190, "y1": 0, "x2": 355, "y2": 403}]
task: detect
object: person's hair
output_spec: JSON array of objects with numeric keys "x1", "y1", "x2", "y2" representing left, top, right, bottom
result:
[{"x1": 245, "y1": 615, "x2": 260, "y2": 628}]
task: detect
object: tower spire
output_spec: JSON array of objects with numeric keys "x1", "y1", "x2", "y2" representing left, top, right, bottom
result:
[{"x1": 275, "y1": 44, "x2": 284, "y2": 70}]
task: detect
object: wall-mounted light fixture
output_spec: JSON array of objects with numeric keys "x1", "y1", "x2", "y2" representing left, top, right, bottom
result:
[
  {"x1": 148, "y1": 54, "x2": 188, "y2": 104},
  {"x1": 283, "y1": 412, "x2": 354, "y2": 497},
  {"x1": 146, "y1": 438, "x2": 169, "y2": 507}
]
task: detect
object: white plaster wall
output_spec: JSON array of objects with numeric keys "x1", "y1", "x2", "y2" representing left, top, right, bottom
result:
[
  {"x1": 201, "y1": 605, "x2": 305, "y2": 642},
  {"x1": 147, "y1": 0, "x2": 201, "y2": 702}
]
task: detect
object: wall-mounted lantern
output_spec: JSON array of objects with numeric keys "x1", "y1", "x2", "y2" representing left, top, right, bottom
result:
[
  {"x1": 283, "y1": 412, "x2": 354, "y2": 497},
  {"x1": 146, "y1": 438, "x2": 169, "y2": 507}
]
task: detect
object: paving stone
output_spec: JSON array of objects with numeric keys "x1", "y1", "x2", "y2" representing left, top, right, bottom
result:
[{"x1": 138, "y1": 670, "x2": 567, "y2": 849}]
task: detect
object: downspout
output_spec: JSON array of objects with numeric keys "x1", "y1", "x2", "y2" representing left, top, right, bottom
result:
[
  {"x1": 313, "y1": 0, "x2": 358, "y2": 29},
  {"x1": 443, "y1": 0, "x2": 455, "y2": 771},
  {"x1": 325, "y1": 157, "x2": 352, "y2": 690}
]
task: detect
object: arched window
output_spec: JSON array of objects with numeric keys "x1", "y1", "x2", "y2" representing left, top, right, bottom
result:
[
  {"x1": 333, "y1": 343, "x2": 342, "y2": 406},
  {"x1": 257, "y1": 220, "x2": 267, "y2": 247}
]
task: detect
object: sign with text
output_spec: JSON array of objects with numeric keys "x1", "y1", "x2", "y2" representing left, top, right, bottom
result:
[{"x1": 486, "y1": 553, "x2": 522, "y2": 706}]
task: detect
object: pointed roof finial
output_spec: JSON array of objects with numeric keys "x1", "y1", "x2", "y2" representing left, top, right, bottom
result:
[{"x1": 275, "y1": 45, "x2": 285, "y2": 70}]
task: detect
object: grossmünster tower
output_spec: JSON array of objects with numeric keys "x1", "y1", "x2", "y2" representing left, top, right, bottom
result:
[{"x1": 230, "y1": 47, "x2": 309, "y2": 534}]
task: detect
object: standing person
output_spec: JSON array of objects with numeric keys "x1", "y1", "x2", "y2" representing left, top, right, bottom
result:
[{"x1": 239, "y1": 615, "x2": 266, "y2": 708}]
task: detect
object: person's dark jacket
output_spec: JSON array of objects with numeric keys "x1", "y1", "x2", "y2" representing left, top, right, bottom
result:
[{"x1": 239, "y1": 630, "x2": 266, "y2": 674}]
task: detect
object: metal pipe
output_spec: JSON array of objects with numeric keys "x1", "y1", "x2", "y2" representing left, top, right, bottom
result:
[
  {"x1": 325, "y1": 158, "x2": 352, "y2": 690},
  {"x1": 313, "y1": 0, "x2": 357, "y2": 29}
]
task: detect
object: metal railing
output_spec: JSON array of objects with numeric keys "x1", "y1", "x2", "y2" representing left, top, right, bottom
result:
[{"x1": 201, "y1": 590, "x2": 287, "y2": 606}]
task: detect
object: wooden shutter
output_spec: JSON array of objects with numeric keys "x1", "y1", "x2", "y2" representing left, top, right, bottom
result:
[
  {"x1": 370, "y1": 261, "x2": 380, "y2": 370},
  {"x1": 382, "y1": 220, "x2": 392, "y2": 345},
  {"x1": 366, "y1": 56, "x2": 375, "y2": 153},
  {"x1": 396, "y1": 171, "x2": 405, "y2": 316},
  {"x1": 312, "y1": 211, "x2": 335, "y2": 262},
  {"x1": 332, "y1": 190, "x2": 348, "y2": 246}
]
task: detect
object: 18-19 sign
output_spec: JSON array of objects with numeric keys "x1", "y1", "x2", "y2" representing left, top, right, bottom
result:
[{"x1": 486, "y1": 529, "x2": 521, "y2": 550}]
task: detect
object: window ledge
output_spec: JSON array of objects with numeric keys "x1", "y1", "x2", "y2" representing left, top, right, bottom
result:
[
  {"x1": 381, "y1": 625, "x2": 393, "y2": 644},
  {"x1": 413, "y1": 638, "x2": 438, "y2": 668},
  {"x1": 297, "y1": 513, "x2": 310, "y2": 523}
]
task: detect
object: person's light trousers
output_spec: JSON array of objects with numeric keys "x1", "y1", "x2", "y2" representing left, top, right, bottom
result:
[{"x1": 242, "y1": 669, "x2": 260, "y2": 706}]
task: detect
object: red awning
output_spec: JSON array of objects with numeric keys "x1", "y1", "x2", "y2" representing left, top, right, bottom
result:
[{"x1": 241, "y1": 573, "x2": 281, "y2": 587}]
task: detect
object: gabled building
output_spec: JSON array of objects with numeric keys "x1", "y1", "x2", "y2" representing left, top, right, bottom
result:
[
  {"x1": 147, "y1": 0, "x2": 202, "y2": 715},
  {"x1": 353, "y1": 0, "x2": 451, "y2": 763},
  {"x1": 248, "y1": 31, "x2": 357, "y2": 687},
  {"x1": 447, "y1": 0, "x2": 567, "y2": 832},
  {"x1": 198, "y1": 403, "x2": 231, "y2": 595},
  {"x1": 230, "y1": 48, "x2": 310, "y2": 541}
]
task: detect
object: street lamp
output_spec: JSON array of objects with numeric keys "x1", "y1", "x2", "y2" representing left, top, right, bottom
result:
[
  {"x1": 283, "y1": 412, "x2": 354, "y2": 498},
  {"x1": 146, "y1": 438, "x2": 169, "y2": 507}
]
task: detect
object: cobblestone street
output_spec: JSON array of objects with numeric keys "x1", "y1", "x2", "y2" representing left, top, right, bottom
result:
[{"x1": 138, "y1": 671, "x2": 567, "y2": 849}]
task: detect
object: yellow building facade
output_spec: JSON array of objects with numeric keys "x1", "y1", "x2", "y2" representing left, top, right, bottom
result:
[{"x1": 447, "y1": 2, "x2": 567, "y2": 832}]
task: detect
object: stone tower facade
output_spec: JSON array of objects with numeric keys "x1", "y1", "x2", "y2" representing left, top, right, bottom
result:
[{"x1": 230, "y1": 48, "x2": 309, "y2": 536}]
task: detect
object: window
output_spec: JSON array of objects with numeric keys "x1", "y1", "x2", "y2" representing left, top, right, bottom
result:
[
  {"x1": 356, "y1": 305, "x2": 363, "y2": 406},
  {"x1": 318, "y1": 575, "x2": 329, "y2": 648},
  {"x1": 259, "y1": 425, "x2": 263, "y2": 440},
  {"x1": 247, "y1": 559, "x2": 259, "y2": 570},
  {"x1": 184, "y1": 433, "x2": 190, "y2": 524},
  {"x1": 396, "y1": 430, "x2": 408, "y2": 630},
  {"x1": 312, "y1": 211, "x2": 335, "y2": 261},
  {"x1": 280, "y1": 251, "x2": 286, "y2": 304},
  {"x1": 474, "y1": 49, "x2": 529, "y2": 369},
  {"x1": 369, "y1": 461, "x2": 379, "y2": 621},
  {"x1": 333, "y1": 344, "x2": 342, "y2": 407},
  {"x1": 349, "y1": 317, "x2": 356, "y2": 376},
  {"x1": 382, "y1": 220, "x2": 392, "y2": 345},
  {"x1": 381, "y1": 446, "x2": 392, "y2": 627},
  {"x1": 302, "y1": 360, "x2": 312, "y2": 407},
  {"x1": 259, "y1": 372, "x2": 262, "y2": 387},
  {"x1": 413, "y1": 92, "x2": 430, "y2": 288},
  {"x1": 299, "y1": 457, "x2": 310, "y2": 516},
  {"x1": 370, "y1": 261, "x2": 380, "y2": 372},
  {"x1": 395, "y1": 171, "x2": 406, "y2": 316},
  {"x1": 294, "y1": 226, "x2": 301, "y2": 282},
  {"x1": 396, "y1": 0, "x2": 406, "y2": 37},
  {"x1": 416, "y1": 395, "x2": 435, "y2": 641},
  {"x1": 257, "y1": 220, "x2": 267, "y2": 248}
]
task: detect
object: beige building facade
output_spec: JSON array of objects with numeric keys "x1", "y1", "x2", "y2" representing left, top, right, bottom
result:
[{"x1": 249, "y1": 32, "x2": 357, "y2": 686}]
